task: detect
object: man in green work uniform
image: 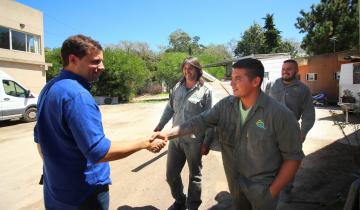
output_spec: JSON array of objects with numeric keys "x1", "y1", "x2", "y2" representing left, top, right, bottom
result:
[
  {"x1": 154, "y1": 57, "x2": 213, "y2": 210},
  {"x1": 269, "y1": 59, "x2": 315, "y2": 202},
  {"x1": 153, "y1": 58, "x2": 304, "y2": 210}
]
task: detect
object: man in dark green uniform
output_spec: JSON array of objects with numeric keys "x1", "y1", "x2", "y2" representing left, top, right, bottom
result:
[
  {"x1": 269, "y1": 59, "x2": 315, "y2": 202},
  {"x1": 153, "y1": 58, "x2": 304, "y2": 210}
]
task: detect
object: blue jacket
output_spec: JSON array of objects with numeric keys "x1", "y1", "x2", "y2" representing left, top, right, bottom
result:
[{"x1": 34, "y1": 70, "x2": 111, "y2": 209}]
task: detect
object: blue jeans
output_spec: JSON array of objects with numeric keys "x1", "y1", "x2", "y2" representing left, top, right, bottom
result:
[{"x1": 77, "y1": 186, "x2": 109, "y2": 210}]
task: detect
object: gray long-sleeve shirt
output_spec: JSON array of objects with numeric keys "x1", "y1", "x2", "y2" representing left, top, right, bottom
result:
[
  {"x1": 156, "y1": 81, "x2": 214, "y2": 145},
  {"x1": 269, "y1": 78, "x2": 315, "y2": 136},
  {"x1": 180, "y1": 92, "x2": 304, "y2": 185}
]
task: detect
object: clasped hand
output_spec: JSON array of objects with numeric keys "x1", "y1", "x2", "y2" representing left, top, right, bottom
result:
[{"x1": 146, "y1": 131, "x2": 168, "y2": 153}]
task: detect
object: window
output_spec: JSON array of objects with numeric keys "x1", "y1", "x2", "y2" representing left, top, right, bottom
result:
[
  {"x1": 333, "y1": 71, "x2": 340, "y2": 80},
  {"x1": 27, "y1": 34, "x2": 40, "y2": 53},
  {"x1": 0, "y1": 26, "x2": 40, "y2": 54},
  {"x1": 12, "y1": 30, "x2": 26, "y2": 51},
  {"x1": 306, "y1": 73, "x2": 318, "y2": 81},
  {"x1": 0, "y1": 26, "x2": 10, "y2": 49},
  {"x1": 3, "y1": 80, "x2": 26, "y2": 97}
]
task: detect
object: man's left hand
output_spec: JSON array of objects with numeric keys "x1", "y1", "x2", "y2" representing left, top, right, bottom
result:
[{"x1": 200, "y1": 144, "x2": 210, "y2": 155}]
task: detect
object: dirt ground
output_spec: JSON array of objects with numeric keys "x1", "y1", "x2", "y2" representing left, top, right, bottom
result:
[{"x1": 0, "y1": 99, "x2": 359, "y2": 210}]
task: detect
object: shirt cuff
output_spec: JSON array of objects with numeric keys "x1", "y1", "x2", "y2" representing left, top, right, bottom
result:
[
  {"x1": 282, "y1": 151, "x2": 305, "y2": 161},
  {"x1": 87, "y1": 137, "x2": 111, "y2": 163}
]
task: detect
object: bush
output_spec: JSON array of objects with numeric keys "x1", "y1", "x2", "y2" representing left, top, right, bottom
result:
[
  {"x1": 91, "y1": 48, "x2": 150, "y2": 102},
  {"x1": 155, "y1": 52, "x2": 187, "y2": 91}
]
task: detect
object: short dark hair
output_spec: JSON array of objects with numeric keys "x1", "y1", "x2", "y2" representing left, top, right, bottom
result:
[
  {"x1": 61, "y1": 34, "x2": 103, "y2": 67},
  {"x1": 283, "y1": 59, "x2": 298, "y2": 69},
  {"x1": 232, "y1": 58, "x2": 264, "y2": 86},
  {"x1": 181, "y1": 56, "x2": 203, "y2": 81}
]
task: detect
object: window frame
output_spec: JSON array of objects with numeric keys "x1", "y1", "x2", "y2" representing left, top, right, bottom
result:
[
  {"x1": 0, "y1": 25, "x2": 41, "y2": 54},
  {"x1": 306, "y1": 73, "x2": 318, "y2": 81},
  {"x1": 2, "y1": 79, "x2": 27, "y2": 98}
]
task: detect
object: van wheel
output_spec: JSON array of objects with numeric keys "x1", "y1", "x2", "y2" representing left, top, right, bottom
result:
[{"x1": 23, "y1": 107, "x2": 37, "y2": 122}]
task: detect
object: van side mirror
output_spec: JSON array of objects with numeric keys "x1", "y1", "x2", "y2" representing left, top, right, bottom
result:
[{"x1": 25, "y1": 90, "x2": 30, "y2": 98}]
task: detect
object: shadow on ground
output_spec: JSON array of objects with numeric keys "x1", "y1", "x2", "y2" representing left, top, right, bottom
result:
[
  {"x1": 278, "y1": 130, "x2": 360, "y2": 210},
  {"x1": 0, "y1": 119, "x2": 27, "y2": 127},
  {"x1": 209, "y1": 129, "x2": 360, "y2": 210},
  {"x1": 207, "y1": 191, "x2": 234, "y2": 210},
  {"x1": 318, "y1": 112, "x2": 360, "y2": 124},
  {"x1": 117, "y1": 205, "x2": 159, "y2": 210}
]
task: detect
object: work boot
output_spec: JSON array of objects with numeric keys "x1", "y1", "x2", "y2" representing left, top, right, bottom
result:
[{"x1": 167, "y1": 201, "x2": 186, "y2": 210}]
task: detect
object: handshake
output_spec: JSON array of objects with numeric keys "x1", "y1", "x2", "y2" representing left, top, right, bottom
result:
[{"x1": 146, "y1": 131, "x2": 168, "y2": 153}]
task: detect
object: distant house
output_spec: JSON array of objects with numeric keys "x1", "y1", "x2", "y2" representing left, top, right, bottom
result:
[
  {"x1": 202, "y1": 53, "x2": 291, "y2": 91},
  {"x1": 0, "y1": 0, "x2": 50, "y2": 94},
  {"x1": 296, "y1": 50, "x2": 360, "y2": 102}
]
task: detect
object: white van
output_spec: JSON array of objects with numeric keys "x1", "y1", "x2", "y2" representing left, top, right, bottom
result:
[
  {"x1": 0, "y1": 70, "x2": 38, "y2": 122},
  {"x1": 338, "y1": 62, "x2": 360, "y2": 119}
]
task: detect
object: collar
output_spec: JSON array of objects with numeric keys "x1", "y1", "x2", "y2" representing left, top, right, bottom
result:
[
  {"x1": 231, "y1": 91, "x2": 268, "y2": 110},
  {"x1": 60, "y1": 69, "x2": 92, "y2": 90},
  {"x1": 182, "y1": 80, "x2": 201, "y2": 90}
]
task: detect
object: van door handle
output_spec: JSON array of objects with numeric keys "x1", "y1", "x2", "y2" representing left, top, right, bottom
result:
[{"x1": 4, "y1": 98, "x2": 10, "y2": 101}]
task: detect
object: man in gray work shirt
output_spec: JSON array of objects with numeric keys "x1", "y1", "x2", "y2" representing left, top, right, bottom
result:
[
  {"x1": 269, "y1": 59, "x2": 315, "y2": 202},
  {"x1": 154, "y1": 58, "x2": 304, "y2": 210},
  {"x1": 269, "y1": 59, "x2": 315, "y2": 142},
  {"x1": 154, "y1": 57, "x2": 213, "y2": 210}
]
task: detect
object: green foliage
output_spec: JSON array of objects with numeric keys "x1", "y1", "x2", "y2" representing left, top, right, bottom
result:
[
  {"x1": 295, "y1": 0, "x2": 359, "y2": 55},
  {"x1": 166, "y1": 29, "x2": 204, "y2": 55},
  {"x1": 263, "y1": 13, "x2": 282, "y2": 53},
  {"x1": 197, "y1": 45, "x2": 232, "y2": 80},
  {"x1": 155, "y1": 52, "x2": 187, "y2": 90},
  {"x1": 234, "y1": 23, "x2": 267, "y2": 56},
  {"x1": 91, "y1": 48, "x2": 150, "y2": 101},
  {"x1": 234, "y1": 17, "x2": 302, "y2": 57},
  {"x1": 44, "y1": 48, "x2": 62, "y2": 81}
]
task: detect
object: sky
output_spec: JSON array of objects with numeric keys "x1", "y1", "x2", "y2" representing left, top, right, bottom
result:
[{"x1": 16, "y1": 0, "x2": 320, "y2": 51}]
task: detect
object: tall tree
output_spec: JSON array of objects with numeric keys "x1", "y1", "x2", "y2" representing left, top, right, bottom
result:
[
  {"x1": 234, "y1": 23, "x2": 266, "y2": 56},
  {"x1": 295, "y1": 0, "x2": 359, "y2": 55},
  {"x1": 263, "y1": 13, "x2": 282, "y2": 53},
  {"x1": 167, "y1": 29, "x2": 192, "y2": 53},
  {"x1": 166, "y1": 29, "x2": 204, "y2": 54}
]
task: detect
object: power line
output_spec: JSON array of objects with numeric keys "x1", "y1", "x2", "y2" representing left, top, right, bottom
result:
[{"x1": 43, "y1": 13, "x2": 80, "y2": 34}]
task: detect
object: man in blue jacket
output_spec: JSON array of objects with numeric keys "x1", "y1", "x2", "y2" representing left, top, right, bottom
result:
[{"x1": 34, "y1": 34, "x2": 166, "y2": 210}]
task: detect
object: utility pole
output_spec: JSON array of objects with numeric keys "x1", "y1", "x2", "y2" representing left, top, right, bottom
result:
[{"x1": 359, "y1": 0, "x2": 360, "y2": 51}]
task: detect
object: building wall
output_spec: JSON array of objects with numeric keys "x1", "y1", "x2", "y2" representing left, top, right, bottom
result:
[
  {"x1": 0, "y1": 0, "x2": 46, "y2": 93},
  {"x1": 0, "y1": 0, "x2": 44, "y2": 62},
  {"x1": 0, "y1": 61, "x2": 45, "y2": 94},
  {"x1": 297, "y1": 51, "x2": 359, "y2": 102}
]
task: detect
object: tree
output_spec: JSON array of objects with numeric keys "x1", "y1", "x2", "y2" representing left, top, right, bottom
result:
[
  {"x1": 197, "y1": 44, "x2": 232, "y2": 79},
  {"x1": 234, "y1": 23, "x2": 266, "y2": 56},
  {"x1": 45, "y1": 48, "x2": 62, "y2": 81},
  {"x1": 167, "y1": 29, "x2": 191, "y2": 53},
  {"x1": 282, "y1": 38, "x2": 306, "y2": 57},
  {"x1": 295, "y1": 0, "x2": 359, "y2": 55},
  {"x1": 155, "y1": 52, "x2": 187, "y2": 91},
  {"x1": 166, "y1": 29, "x2": 204, "y2": 54},
  {"x1": 263, "y1": 14, "x2": 282, "y2": 53},
  {"x1": 92, "y1": 48, "x2": 150, "y2": 101}
]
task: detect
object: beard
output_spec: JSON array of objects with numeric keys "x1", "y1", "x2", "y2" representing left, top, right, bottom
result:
[{"x1": 282, "y1": 74, "x2": 297, "y2": 82}]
